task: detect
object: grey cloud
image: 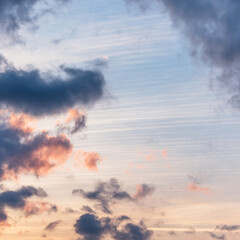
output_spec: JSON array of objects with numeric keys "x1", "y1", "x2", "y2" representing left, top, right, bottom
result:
[
  {"x1": 74, "y1": 213, "x2": 153, "y2": 240},
  {"x1": 125, "y1": 0, "x2": 240, "y2": 110}
]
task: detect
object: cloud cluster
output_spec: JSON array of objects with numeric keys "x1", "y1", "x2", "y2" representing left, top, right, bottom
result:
[
  {"x1": 74, "y1": 213, "x2": 152, "y2": 240},
  {"x1": 73, "y1": 179, "x2": 155, "y2": 214},
  {"x1": 0, "y1": 186, "x2": 47, "y2": 222},
  {"x1": 125, "y1": 0, "x2": 240, "y2": 109}
]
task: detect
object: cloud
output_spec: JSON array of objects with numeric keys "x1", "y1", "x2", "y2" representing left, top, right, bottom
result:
[
  {"x1": 0, "y1": 65, "x2": 105, "y2": 116},
  {"x1": 85, "y1": 57, "x2": 109, "y2": 69},
  {"x1": 0, "y1": 0, "x2": 70, "y2": 40},
  {"x1": 72, "y1": 179, "x2": 133, "y2": 214},
  {"x1": 208, "y1": 232, "x2": 226, "y2": 240},
  {"x1": 23, "y1": 201, "x2": 58, "y2": 217},
  {"x1": 216, "y1": 224, "x2": 240, "y2": 231},
  {"x1": 44, "y1": 220, "x2": 62, "y2": 231},
  {"x1": 73, "y1": 179, "x2": 155, "y2": 214},
  {"x1": 81, "y1": 205, "x2": 96, "y2": 214},
  {"x1": 75, "y1": 151, "x2": 102, "y2": 172},
  {"x1": 74, "y1": 213, "x2": 153, "y2": 240},
  {"x1": 187, "y1": 183, "x2": 211, "y2": 194},
  {"x1": 0, "y1": 119, "x2": 72, "y2": 180},
  {"x1": 133, "y1": 184, "x2": 155, "y2": 200},
  {"x1": 125, "y1": 0, "x2": 240, "y2": 110},
  {"x1": 0, "y1": 186, "x2": 47, "y2": 222},
  {"x1": 57, "y1": 109, "x2": 86, "y2": 135}
]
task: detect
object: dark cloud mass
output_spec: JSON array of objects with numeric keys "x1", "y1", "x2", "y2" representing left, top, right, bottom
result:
[
  {"x1": 73, "y1": 179, "x2": 155, "y2": 214},
  {"x1": 0, "y1": 186, "x2": 47, "y2": 222},
  {"x1": 73, "y1": 179, "x2": 133, "y2": 214},
  {"x1": 0, "y1": 66, "x2": 105, "y2": 116},
  {"x1": 74, "y1": 213, "x2": 153, "y2": 240},
  {"x1": 126, "y1": 0, "x2": 240, "y2": 109}
]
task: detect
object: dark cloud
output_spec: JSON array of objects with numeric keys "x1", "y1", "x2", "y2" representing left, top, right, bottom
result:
[
  {"x1": 0, "y1": 0, "x2": 70, "y2": 40},
  {"x1": 81, "y1": 205, "x2": 96, "y2": 214},
  {"x1": 0, "y1": 186, "x2": 47, "y2": 222},
  {"x1": 73, "y1": 179, "x2": 155, "y2": 214},
  {"x1": 72, "y1": 179, "x2": 133, "y2": 214},
  {"x1": 125, "y1": 0, "x2": 240, "y2": 110},
  {"x1": 74, "y1": 213, "x2": 153, "y2": 240},
  {"x1": 216, "y1": 224, "x2": 240, "y2": 231},
  {"x1": 0, "y1": 65, "x2": 105, "y2": 116},
  {"x1": 208, "y1": 232, "x2": 226, "y2": 240},
  {"x1": 44, "y1": 220, "x2": 62, "y2": 231}
]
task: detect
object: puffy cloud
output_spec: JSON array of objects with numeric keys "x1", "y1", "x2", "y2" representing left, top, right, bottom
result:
[
  {"x1": 0, "y1": 125, "x2": 72, "y2": 180},
  {"x1": 0, "y1": 65, "x2": 105, "y2": 116},
  {"x1": 74, "y1": 213, "x2": 153, "y2": 240},
  {"x1": 75, "y1": 151, "x2": 102, "y2": 172},
  {"x1": 0, "y1": 186, "x2": 47, "y2": 222}
]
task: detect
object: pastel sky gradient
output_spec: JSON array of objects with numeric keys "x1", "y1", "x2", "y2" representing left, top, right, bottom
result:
[{"x1": 0, "y1": 0, "x2": 240, "y2": 240}]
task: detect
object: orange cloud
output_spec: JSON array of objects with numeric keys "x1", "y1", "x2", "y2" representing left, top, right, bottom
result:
[
  {"x1": 187, "y1": 183, "x2": 211, "y2": 194},
  {"x1": 8, "y1": 111, "x2": 36, "y2": 134},
  {"x1": 133, "y1": 184, "x2": 155, "y2": 200},
  {"x1": 1, "y1": 133, "x2": 72, "y2": 180},
  {"x1": 23, "y1": 201, "x2": 57, "y2": 216},
  {"x1": 75, "y1": 151, "x2": 102, "y2": 172}
]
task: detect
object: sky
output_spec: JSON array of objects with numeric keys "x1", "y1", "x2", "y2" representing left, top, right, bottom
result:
[{"x1": 0, "y1": 0, "x2": 240, "y2": 240}]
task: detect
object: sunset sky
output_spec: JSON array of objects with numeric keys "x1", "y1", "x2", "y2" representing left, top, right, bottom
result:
[{"x1": 0, "y1": 0, "x2": 240, "y2": 240}]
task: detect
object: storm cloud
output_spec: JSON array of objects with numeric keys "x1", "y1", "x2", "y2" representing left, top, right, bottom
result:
[
  {"x1": 74, "y1": 213, "x2": 153, "y2": 240},
  {"x1": 0, "y1": 65, "x2": 105, "y2": 116},
  {"x1": 125, "y1": 0, "x2": 240, "y2": 109}
]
